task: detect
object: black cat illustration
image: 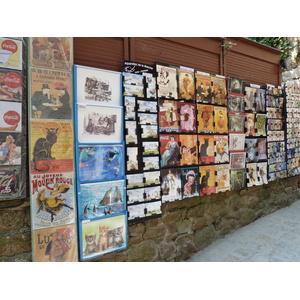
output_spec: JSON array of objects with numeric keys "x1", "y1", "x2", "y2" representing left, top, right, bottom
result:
[
  {"x1": 201, "y1": 169, "x2": 210, "y2": 195},
  {"x1": 32, "y1": 128, "x2": 58, "y2": 172},
  {"x1": 200, "y1": 138, "x2": 209, "y2": 162}
]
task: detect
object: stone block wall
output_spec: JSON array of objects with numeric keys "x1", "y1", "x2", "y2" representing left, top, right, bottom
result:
[{"x1": 0, "y1": 177, "x2": 299, "y2": 262}]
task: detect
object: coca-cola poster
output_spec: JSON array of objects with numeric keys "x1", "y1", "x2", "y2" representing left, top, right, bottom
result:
[
  {"x1": 0, "y1": 100, "x2": 22, "y2": 133},
  {"x1": 0, "y1": 38, "x2": 23, "y2": 70},
  {"x1": 29, "y1": 37, "x2": 73, "y2": 72},
  {"x1": 0, "y1": 69, "x2": 23, "y2": 101}
]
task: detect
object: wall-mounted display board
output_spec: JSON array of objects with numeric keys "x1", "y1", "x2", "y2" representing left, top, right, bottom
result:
[
  {"x1": 28, "y1": 37, "x2": 78, "y2": 262},
  {"x1": 285, "y1": 80, "x2": 300, "y2": 177},
  {"x1": 74, "y1": 64, "x2": 128, "y2": 261},
  {"x1": 0, "y1": 37, "x2": 27, "y2": 201}
]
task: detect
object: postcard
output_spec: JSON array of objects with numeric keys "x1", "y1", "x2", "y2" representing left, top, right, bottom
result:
[
  {"x1": 161, "y1": 168, "x2": 182, "y2": 203},
  {"x1": 156, "y1": 62, "x2": 178, "y2": 99},
  {"x1": 0, "y1": 101, "x2": 22, "y2": 133},
  {"x1": 0, "y1": 38, "x2": 23, "y2": 70},
  {"x1": 127, "y1": 188, "x2": 145, "y2": 204},
  {"x1": 178, "y1": 66, "x2": 195, "y2": 101},
  {"x1": 158, "y1": 99, "x2": 179, "y2": 133},
  {"x1": 178, "y1": 102, "x2": 197, "y2": 133},
  {"x1": 230, "y1": 152, "x2": 246, "y2": 169},
  {"x1": 144, "y1": 170, "x2": 160, "y2": 186},
  {"x1": 181, "y1": 166, "x2": 199, "y2": 199},
  {"x1": 127, "y1": 147, "x2": 139, "y2": 172},
  {"x1": 214, "y1": 106, "x2": 228, "y2": 134},
  {"x1": 180, "y1": 135, "x2": 198, "y2": 166},
  {"x1": 0, "y1": 69, "x2": 23, "y2": 101},
  {"x1": 198, "y1": 135, "x2": 215, "y2": 165},
  {"x1": 229, "y1": 133, "x2": 245, "y2": 152},
  {"x1": 211, "y1": 76, "x2": 227, "y2": 106},
  {"x1": 199, "y1": 165, "x2": 216, "y2": 196},
  {"x1": 195, "y1": 72, "x2": 212, "y2": 103},
  {"x1": 215, "y1": 164, "x2": 230, "y2": 193},
  {"x1": 230, "y1": 168, "x2": 247, "y2": 189},
  {"x1": 214, "y1": 135, "x2": 229, "y2": 163},
  {"x1": 197, "y1": 104, "x2": 214, "y2": 133},
  {"x1": 160, "y1": 134, "x2": 180, "y2": 168}
]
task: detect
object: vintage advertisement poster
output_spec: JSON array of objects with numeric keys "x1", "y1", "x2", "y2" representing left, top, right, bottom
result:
[
  {"x1": 75, "y1": 65, "x2": 121, "y2": 106},
  {"x1": 78, "y1": 144, "x2": 124, "y2": 182},
  {"x1": 197, "y1": 104, "x2": 214, "y2": 133},
  {"x1": 32, "y1": 223, "x2": 78, "y2": 262},
  {"x1": 178, "y1": 102, "x2": 196, "y2": 133},
  {"x1": 195, "y1": 72, "x2": 212, "y2": 103},
  {"x1": 80, "y1": 214, "x2": 127, "y2": 260},
  {"x1": 247, "y1": 163, "x2": 259, "y2": 187},
  {"x1": 156, "y1": 63, "x2": 178, "y2": 99},
  {"x1": 161, "y1": 168, "x2": 182, "y2": 203},
  {"x1": 0, "y1": 100, "x2": 22, "y2": 133},
  {"x1": 180, "y1": 134, "x2": 198, "y2": 166},
  {"x1": 181, "y1": 166, "x2": 199, "y2": 199},
  {"x1": 228, "y1": 95, "x2": 245, "y2": 113},
  {"x1": 214, "y1": 106, "x2": 228, "y2": 134},
  {"x1": 160, "y1": 134, "x2": 180, "y2": 168},
  {"x1": 0, "y1": 133, "x2": 22, "y2": 165},
  {"x1": 158, "y1": 99, "x2": 179, "y2": 133},
  {"x1": 199, "y1": 165, "x2": 216, "y2": 196},
  {"x1": 0, "y1": 165, "x2": 22, "y2": 199},
  {"x1": 79, "y1": 180, "x2": 126, "y2": 220},
  {"x1": 211, "y1": 76, "x2": 227, "y2": 106},
  {"x1": 30, "y1": 120, "x2": 74, "y2": 174},
  {"x1": 178, "y1": 66, "x2": 195, "y2": 100},
  {"x1": 229, "y1": 133, "x2": 245, "y2": 152},
  {"x1": 0, "y1": 69, "x2": 23, "y2": 101},
  {"x1": 230, "y1": 168, "x2": 247, "y2": 190},
  {"x1": 30, "y1": 172, "x2": 76, "y2": 230},
  {"x1": 77, "y1": 104, "x2": 123, "y2": 144},
  {"x1": 215, "y1": 164, "x2": 230, "y2": 193},
  {"x1": 198, "y1": 135, "x2": 215, "y2": 165},
  {"x1": 30, "y1": 68, "x2": 73, "y2": 120},
  {"x1": 228, "y1": 77, "x2": 244, "y2": 95},
  {"x1": 29, "y1": 37, "x2": 73, "y2": 72},
  {"x1": 0, "y1": 38, "x2": 23, "y2": 70},
  {"x1": 214, "y1": 135, "x2": 229, "y2": 164}
]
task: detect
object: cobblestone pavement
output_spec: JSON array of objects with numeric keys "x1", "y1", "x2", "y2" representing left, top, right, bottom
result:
[{"x1": 187, "y1": 200, "x2": 300, "y2": 262}]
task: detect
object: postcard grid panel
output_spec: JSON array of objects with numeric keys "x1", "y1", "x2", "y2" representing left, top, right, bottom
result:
[
  {"x1": 0, "y1": 38, "x2": 27, "y2": 201},
  {"x1": 28, "y1": 37, "x2": 78, "y2": 262},
  {"x1": 74, "y1": 64, "x2": 128, "y2": 261}
]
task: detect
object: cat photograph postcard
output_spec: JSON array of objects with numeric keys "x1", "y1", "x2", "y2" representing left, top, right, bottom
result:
[{"x1": 80, "y1": 213, "x2": 127, "y2": 261}]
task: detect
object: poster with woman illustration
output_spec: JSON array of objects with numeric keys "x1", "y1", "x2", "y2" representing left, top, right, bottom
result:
[
  {"x1": 180, "y1": 135, "x2": 198, "y2": 166},
  {"x1": 156, "y1": 62, "x2": 178, "y2": 99},
  {"x1": 158, "y1": 99, "x2": 179, "y2": 133},
  {"x1": 211, "y1": 75, "x2": 227, "y2": 106},
  {"x1": 197, "y1": 104, "x2": 214, "y2": 133},
  {"x1": 0, "y1": 133, "x2": 21, "y2": 165},
  {"x1": 215, "y1": 164, "x2": 230, "y2": 193},
  {"x1": 178, "y1": 66, "x2": 195, "y2": 101},
  {"x1": 195, "y1": 71, "x2": 212, "y2": 103},
  {"x1": 30, "y1": 68, "x2": 73, "y2": 120},
  {"x1": 214, "y1": 106, "x2": 228, "y2": 134},
  {"x1": 160, "y1": 134, "x2": 180, "y2": 168},
  {"x1": 29, "y1": 37, "x2": 73, "y2": 72},
  {"x1": 32, "y1": 224, "x2": 78, "y2": 262},
  {"x1": 181, "y1": 166, "x2": 199, "y2": 199},
  {"x1": 0, "y1": 69, "x2": 23, "y2": 101},
  {"x1": 178, "y1": 102, "x2": 196, "y2": 133},
  {"x1": 161, "y1": 168, "x2": 182, "y2": 203}
]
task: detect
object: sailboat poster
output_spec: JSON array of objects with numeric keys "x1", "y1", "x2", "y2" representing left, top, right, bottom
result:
[{"x1": 79, "y1": 180, "x2": 126, "y2": 220}]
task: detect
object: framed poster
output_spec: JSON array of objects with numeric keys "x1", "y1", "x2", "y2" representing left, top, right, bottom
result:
[
  {"x1": 156, "y1": 62, "x2": 178, "y2": 99},
  {"x1": 178, "y1": 66, "x2": 195, "y2": 101},
  {"x1": 80, "y1": 214, "x2": 127, "y2": 261},
  {"x1": 29, "y1": 37, "x2": 73, "y2": 72},
  {"x1": 77, "y1": 104, "x2": 123, "y2": 144},
  {"x1": 74, "y1": 64, "x2": 121, "y2": 106},
  {"x1": 161, "y1": 168, "x2": 182, "y2": 203},
  {"x1": 30, "y1": 172, "x2": 76, "y2": 230},
  {"x1": 32, "y1": 223, "x2": 78, "y2": 262},
  {"x1": 78, "y1": 144, "x2": 124, "y2": 183},
  {"x1": 30, "y1": 68, "x2": 73, "y2": 120},
  {"x1": 0, "y1": 69, "x2": 23, "y2": 101},
  {"x1": 0, "y1": 38, "x2": 23, "y2": 70},
  {"x1": 30, "y1": 120, "x2": 74, "y2": 174},
  {"x1": 79, "y1": 180, "x2": 126, "y2": 220},
  {"x1": 0, "y1": 100, "x2": 22, "y2": 133},
  {"x1": 195, "y1": 71, "x2": 212, "y2": 103}
]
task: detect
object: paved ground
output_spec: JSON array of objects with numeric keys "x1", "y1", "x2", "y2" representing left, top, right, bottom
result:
[{"x1": 187, "y1": 200, "x2": 300, "y2": 262}]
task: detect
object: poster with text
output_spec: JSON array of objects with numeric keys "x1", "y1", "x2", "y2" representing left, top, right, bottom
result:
[
  {"x1": 0, "y1": 69, "x2": 23, "y2": 101},
  {"x1": 0, "y1": 100, "x2": 22, "y2": 133},
  {"x1": 178, "y1": 66, "x2": 195, "y2": 101},
  {"x1": 0, "y1": 38, "x2": 23, "y2": 70},
  {"x1": 195, "y1": 72, "x2": 212, "y2": 103},
  {"x1": 161, "y1": 168, "x2": 182, "y2": 203},
  {"x1": 156, "y1": 63, "x2": 178, "y2": 99},
  {"x1": 198, "y1": 135, "x2": 215, "y2": 165},
  {"x1": 199, "y1": 165, "x2": 216, "y2": 196},
  {"x1": 181, "y1": 166, "x2": 199, "y2": 199},
  {"x1": 180, "y1": 135, "x2": 198, "y2": 166},
  {"x1": 160, "y1": 134, "x2": 180, "y2": 168},
  {"x1": 197, "y1": 104, "x2": 214, "y2": 133}
]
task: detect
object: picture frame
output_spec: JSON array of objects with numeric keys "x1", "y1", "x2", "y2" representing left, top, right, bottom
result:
[
  {"x1": 74, "y1": 64, "x2": 121, "y2": 106},
  {"x1": 76, "y1": 104, "x2": 123, "y2": 144}
]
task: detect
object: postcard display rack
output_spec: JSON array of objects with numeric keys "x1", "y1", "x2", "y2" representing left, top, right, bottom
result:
[
  {"x1": 0, "y1": 38, "x2": 27, "y2": 201},
  {"x1": 28, "y1": 38, "x2": 78, "y2": 262},
  {"x1": 74, "y1": 64, "x2": 128, "y2": 261},
  {"x1": 285, "y1": 80, "x2": 300, "y2": 177},
  {"x1": 123, "y1": 61, "x2": 162, "y2": 222}
]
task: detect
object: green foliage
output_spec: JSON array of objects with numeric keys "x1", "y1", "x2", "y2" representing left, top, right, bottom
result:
[{"x1": 248, "y1": 37, "x2": 293, "y2": 59}]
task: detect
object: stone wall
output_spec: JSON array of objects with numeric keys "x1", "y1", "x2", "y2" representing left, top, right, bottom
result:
[{"x1": 1, "y1": 177, "x2": 298, "y2": 262}]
